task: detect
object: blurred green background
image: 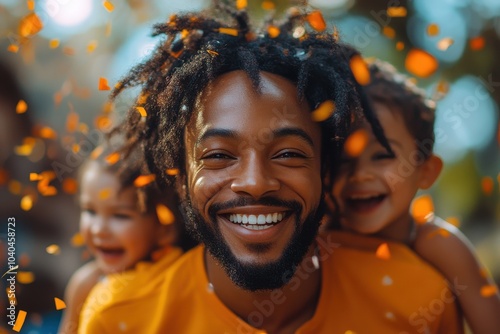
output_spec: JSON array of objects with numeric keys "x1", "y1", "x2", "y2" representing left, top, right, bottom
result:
[{"x1": 0, "y1": 0, "x2": 499, "y2": 332}]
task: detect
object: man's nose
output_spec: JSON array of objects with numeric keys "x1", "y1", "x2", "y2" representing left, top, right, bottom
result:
[{"x1": 230, "y1": 155, "x2": 280, "y2": 199}]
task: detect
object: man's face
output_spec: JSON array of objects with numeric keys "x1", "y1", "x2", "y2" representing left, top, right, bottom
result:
[{"x1": 183, "y1": 70, "x2": 323, "y2": 291}]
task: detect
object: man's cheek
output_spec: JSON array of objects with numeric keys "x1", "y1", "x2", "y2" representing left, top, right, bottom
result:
[{"x1": 191, "y1": 175, "x2": 226, "y2": 209}]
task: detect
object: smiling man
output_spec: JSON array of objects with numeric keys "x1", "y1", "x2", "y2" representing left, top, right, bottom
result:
[{"x1": 107, "y1": 2, "x2": 463, "y2": 334}]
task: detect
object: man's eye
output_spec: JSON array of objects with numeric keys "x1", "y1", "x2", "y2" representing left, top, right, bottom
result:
[
  {"x1": 202, "y1": 153, "x2": 234, "y2": 160},
  {"x1": 274, "y1": 151, "x2": 306, "y2": 159}
]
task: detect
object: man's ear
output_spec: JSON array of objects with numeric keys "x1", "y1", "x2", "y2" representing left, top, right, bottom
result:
[{"x1": 418, "y1": 155, "x2": 443, "y2": 190}]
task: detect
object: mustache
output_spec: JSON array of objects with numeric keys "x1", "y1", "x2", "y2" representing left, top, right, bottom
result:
[{"x1": 208, "y1": 197, "x2": 302, "y2": 221}]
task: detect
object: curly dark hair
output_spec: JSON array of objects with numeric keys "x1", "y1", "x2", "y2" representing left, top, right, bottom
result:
[
  {"x1": 109, "y1": 1, "x2": 390, "y2": 193},
  {"x1": 366, "y1": 58, "x2": 436, "y2": 159}
]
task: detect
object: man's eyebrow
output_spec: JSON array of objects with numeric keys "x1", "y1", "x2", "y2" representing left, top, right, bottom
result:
[
  {"x1": 197, "y1": 129, "x2": 239, "y2": 145},
  {"x1": 273, "y1": 128, "x2": 314, "y2": 147}
]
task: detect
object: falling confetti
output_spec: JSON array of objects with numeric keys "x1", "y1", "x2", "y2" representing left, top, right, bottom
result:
[
  {"x1": 481, "y1": 176, "x2": 494, "y2": 196},
  {"x1": 8, "y1": 44, "x2": 19, "y2": 53},
  {"x1": 9, "y1": 180, "x2": 22, "y2": 195},
  {"x1": 87, "y1": 40, "x2": 98, "y2": 53},
  {"x1": 137, "y1": 93, "x2": 149, "y2": 105},
  {"x1": 99, "y1": 77, "x2": 111, "y2": 91},
  {"x1": 134, "y1": 174, "x2": 156, "y2": 187},
  {"x1": 66, "y1": 110, "x2": 79, "y2": 133},
  {"x1": 95, "y1": 115, "x2": 112, "y2": 130},
  {"x1": 480, "y1": 284, "x2": 498, "y2": 297},
  {"x1": 436, "y1": 80, "x2": 450, "y2": 96},
  {"x1": 311, "y1": 100, "x2": 335, "y2": 122},
  {"x1": 446, "y1": 216, "x2": 461, "y2": 228},
  {"x1": 37, "y1": 171, "x2": 57, "y2": 196},
  {"x1": 12, "y1": 310, "x2": 27, "y2": 332},
  {"x1": 344, "y1": 129, "x2": 369, "y2": 157},
  {"x1": 17, "y1": 271, "x2": 35, "y2": 284},
  {"x1": 49, "y1": 39, "x2": 60, "y2": 49},
  {"x1": 350, "y1": 55, "x2": 371, "y2": 85},
  {"x1": 19, "y1": 13, "x2": 43, "y2": 37},
  {"x1": 19, "y1": 254, "x2": 30, "y2": 267},
  {"x1": 63, "y1": 47, "x2": 75, "y2": 56},
  {"x1": 71, "y1": 233, "x2": 85, "y2": 247},
  {"x1": 20, "y1": 195, "x2": 33, "y2": 211},
  {"x1": 27, "y1": 0, "x2": 35, "y2": 11},
  {"x1": 396, "y1": 41, "x2": 405, "y2": 51},
  {"x1": 105, "y1": 152, "x2": 120, "y2": 165},
  {"x1": 405, "y1": 48, "x2": 439, "y2": 78},
  {"x1": 30, "y1": 173, "x2": 41, "y2": 181},
  {"x1": 63, "y1": 178, "x2": 78, "y2": 194},
  {"x1": 103, "y1": 0, "x2": 114, "y2": 12},
  {"x1": 307, "y1": 10, "x2": 327, "y2": 32},
  {"x1": 136, "y1": 106, "x2": 147, "y2": 117},
  {"x1": 218, "y1": 28, "x2": 238, "y2": 36},
  {"x1": 156, "y1": 204, "x2": 175, "y2": 225},
  {"x1": 46, "y1": 244, "x2": 61, "y2": 255},
  {"x1": 387, "y1": 6, "x2": 407, "y2": 17},
  {"x1": 54, "y1": 297, "x2": 66, "y2": 310},
  {"x1": 426, "y1": 228, "x2": 450, "y2": 239},
  {"x1": 207, "y1": 50, "x2": 219, "y2": 56},
  {"x1": 236, "y1": 0, "x2": 247, "y2": 10},
  {"x1": 261, "y1": 0, "x2": 275, "y2": 10},
  {"x1": 91, "y1": 146, "x2": 104, "y2": 160},
  {"x1": 166, "y1": 168, "x2": 179, "y2": 176},
  {"x1": 16, "y1": 100, "x2": 28, "y2": 114},
  {"x1": 411, "y1": 194, "x2": 434, "y2": 224},
  {"x1": 99, "y1": 188, "x2": 111, "y2": 200},
  {"x1": 437, "y1": 37, "x2": 454, "y2": 51},
  {"x1": 105, "y1": 21, "x2": 112, "y2": 37},
  {"x1": 427, "y1": 23, "x2": 439, "y2": 36},
  {"x1": 382, "y1": 26, "x2": 396, "y2": 39},
  {"x1": 376, "y1": 243, "x2": 391, "y2": 260},
  {"x1": 469, "y1": 36, "x2": 485, "y2": 51},
  {"x1": 267, "y1": 25, "x2": 280, "y2": 38}
]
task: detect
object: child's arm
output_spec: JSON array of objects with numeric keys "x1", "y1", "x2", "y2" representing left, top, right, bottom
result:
[
  {"x1": 413, "y1": 217, "x2": 500, "y2": 334},
  {"x1": 58, "y1": 261, "x2": 101, "y2": 334}
]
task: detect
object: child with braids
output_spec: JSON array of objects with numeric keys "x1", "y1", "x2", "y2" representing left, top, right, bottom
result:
[
  {"x1": 328, "y1": 58, "x2": 500, "y2": 333},
  {"x1": 58, "y1": 141, "x2": 192, "y2": 333},
  {"x1": 108, "y1": 1, "x2": 462, "y2": 332}
]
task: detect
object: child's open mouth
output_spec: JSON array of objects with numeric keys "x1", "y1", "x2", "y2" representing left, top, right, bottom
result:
[{"x1": 346, "y1": 194, "x2": 386, "y2": 213}]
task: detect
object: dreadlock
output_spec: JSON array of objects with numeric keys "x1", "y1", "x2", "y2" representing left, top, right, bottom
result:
[{"x1": 109, "y1": 1, "x2": 390, "y2": 193}]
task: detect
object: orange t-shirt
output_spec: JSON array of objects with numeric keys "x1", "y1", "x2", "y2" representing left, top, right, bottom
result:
[
  {"x1": 150, "y1": 231, "x2": 463, "y2": 333},
  {"x1": 78, "y1": 247, "x2": 182, "y2": 333}
]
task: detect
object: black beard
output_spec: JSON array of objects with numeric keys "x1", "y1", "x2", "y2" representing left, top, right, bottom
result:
[{"x1": 181, "y1": 196, "x2": 324, "y2": 292}]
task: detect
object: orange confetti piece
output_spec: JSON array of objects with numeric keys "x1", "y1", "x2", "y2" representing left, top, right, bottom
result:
[
  {"x1": 481, "y1": 176, "x2": 494, "y2": 196},
  {"x1": 267, "y1": 25, "x2": 280, "y2": 38},
  {"x1": 469, "y1": 36, "x2": 485, "y2": 51},
  {"x1": 479, "y1": 267, "x2": 490, "y2": 279},
  {"x1": 27, "y1": 0, "x2": 35, "y2": 11},
  {"x1": 95, "y1": 115, "x2": 112, "y2": 130},
  {"x1": 166, "y1": 168, "x2": 180, "y2": 176},
  {"x1": 425, "y1": 228, "x2": 451, "y2": 239},
  {"x1": 71, "y1": 233, "x2": 85, "y2": 247},
  {"x1": 46, "y1": 244, "x2": 61, "y2": 255},
  {"x1": 376, "y1": 243, "x2": 391, "y2": 260},
  {"x1": 15, "y1": 137, "x2": 35, "y2": 156},
  {"x1": 480, "y1": 284, "x2": 498, "y2": 297},
  {"x1": 446, "y1": 216, "x2": 461, "y2": 228},
  {"x1": 387, "y1": 6, "x2": 407, "y2": 17},
  {"x1": 156, "y1": 204, "x2": 175, "y2": 225},
  {"x1": 436, "y1": 80, "x2": 450, "y2": 95},
  {"x1": 9, "y1": 180, "x2": 22, "y2": 195},
  {"x1": 19, "y1": 254, "x2": 30, "y2": 267},
  {"x1": 136, "y1": 106, "x2": 147, "y2": 117},
  {"x1": 54, "y1": 297, "x2": 66, "y2": 310},
  {"x1": 8, "y1": 44, "x2": 19, "y2": 53},
  {"x1": 19, "y1": 13, "x2": 43, "y2": 37},
  {"x1": 99, "y1": 77, "x2": 111, "y2": 91},
  {"x1": 405, "y1": 48, "x2": 438, "y2": 78},
  {"x1": 350, "y1": 55, "x2": 371, "y2": 86},
  {"x1": 383, "y1": 26, "x2": 396, "y2": 39},
  {"x1": 137, "y1": 93, "x2": 149, "y2": 105},
  {"x1": 12, "y1": 310, "x2": 27, "y2": 332},
  {"x1": 16, "y1": 100, "x2": 28, "y2": 114},
  {"x1": 134, "y1": 174, "x2": 156, "y2": 187},
  {"x1": 49, "y1": 39, "x2": 60, "y2": 49},
  {"x1": 311, "y1": 100, "x2": 335, "y2": 122},
  {"x1": 411, "y1": 194, "x2": 434, "y2": 224},
  {"x1": 261, "y1": 0, "x2": 275, "y2": 10},
  {"x1": 344, "y1": 129, "x2": 369, "y2": 157},
  {"x1": 437, "y1": 37, "x2": 454, "y2": 51},
  {"x1": 63, "y1": 178, "x2": 78, "y2": 194},
  {"x1": 99, "y1": 188, "x2": 111, "y2": 200},
  {"x1": 63, "y1": 47, "x2": 75, "y2": 56},
  {"x1": 54, "y1": 91, "x2": 63, "y2": 106},
  {"x1": 17, "y1": 271, "x2": 35, "y2": 284},
  {"x1": 307, "y1": 10, "x2": 327, "y2": 32},
  {"x1": 30, "y1": 173, "x2": 41, "y2": 181},
  {"x1": 207, "y1": 50, "x2": 219, "y2": 56},
  {"x1": 105, "y1": 21, "x2": 112, "y2": 37},
  {"x1": 103, "y1": 0, "x2": 114, "y2": 12},
  {"x1": 38, "y1": 126, "x2": 57, "y2": 139},
  {"x1": 105, "y1": 152, "x2": 120, "y2": 165},
  {"x1": 427, "y1": 23, "x2": 439, "y2": 36},
  {"x1": 87, "y1": 40, "x2": 98, "y2": 53},
  {"x1": 20, "y1": 195, "x2": 33, "y2": 211},
  {"x1": 91, "y1": 146, "x2": 104, "y2": 160},
  {"x1": 0, "y1": 169, "x2": 8, "y2": 186},
  {"x1": 66, "y1": 110, "x2": 79, "y2": 133},
  {"x1": 218, "y1": 28, "x2": 239, "y2": 36},
  {"x1": 396, "y1": 41, "x2": 405, "y2": 51},
  {"x1": 236, "y1": 0, "x2": 247, "y2": 10}
]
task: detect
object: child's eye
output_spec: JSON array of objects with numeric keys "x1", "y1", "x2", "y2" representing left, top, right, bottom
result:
[
  {"x1": 372, "y1": 152, "x2": 395, "y2": 160},
  {"x1": 81, "y1": 208, "x2": 96, "y2": 215},
  {"x1": 113, "y1": 213, "x2": 133, "y2": 220}
]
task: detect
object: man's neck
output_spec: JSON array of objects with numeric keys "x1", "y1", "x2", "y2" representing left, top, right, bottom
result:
[{"x1": 205, "y1": 244, "x2": 321, "y2": 334}]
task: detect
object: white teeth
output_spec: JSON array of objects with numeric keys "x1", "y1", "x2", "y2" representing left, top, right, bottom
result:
[
  {"x1": 228, "y1": 212, "x2": 286, "y2": 225},
  {"x1": 242, "y1": 224, "x2": 274, "y2": 230}
]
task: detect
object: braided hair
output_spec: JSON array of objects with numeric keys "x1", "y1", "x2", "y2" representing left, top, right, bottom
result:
[{"x1": 109, "y1": 1, "x2": 390, "y2": 193}]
